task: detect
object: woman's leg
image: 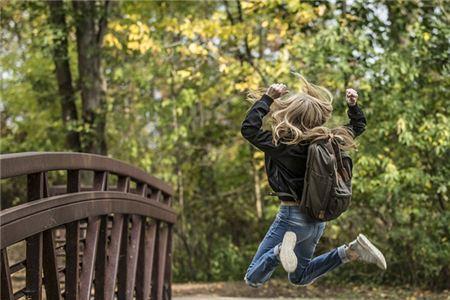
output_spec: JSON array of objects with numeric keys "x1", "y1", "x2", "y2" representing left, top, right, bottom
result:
[
  {"x1": 287, "y1": 216, "x2": 347, "y2": 285},
  {"x1": 244, "y1": 206, "x2": 288, "y2": 287}
]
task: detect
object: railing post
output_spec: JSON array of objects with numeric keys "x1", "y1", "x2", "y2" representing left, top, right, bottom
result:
[
  {"x1": 42, "y1": 230, "x2": 62, "y2": 300},
  {"x1": 1, "y1": 250, "x2": 14, "y2": 300},
  {"x1": 123, "y1": 215, "x2": 142, "y2": 300},
  {"x1": 65, "y1": 170, "x2": 80, "y2": 300},
  {"x1": 94, "y1": 171, "x2": 108, "y2": 300},
  {"x1": 136, "y1": 221, "x2": 157, "y2": 300},
  {"x1": 24, "y1": 173, "x2": 45, "y2": 300},
  {"x1": 79, "y1": 216, "x2": 101, "y2": 300},
  {"x1": 164, "y1": 223, "x2": 174, "y2": 300},
  {"x1": 103, "y1": 214, "x2": 124, "y2": 300},
  {"x1": 40, "y1": 172, "x2": 62, "y2": 300}
]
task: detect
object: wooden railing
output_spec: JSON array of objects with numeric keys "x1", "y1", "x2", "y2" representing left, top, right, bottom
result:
[{"x1": 0, "y1": 152, "x2": 176, "y2": 300}]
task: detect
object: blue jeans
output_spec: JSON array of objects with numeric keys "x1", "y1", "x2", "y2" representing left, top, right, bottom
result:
[{"x1": 244, "y1": 205, "x2": 348, "y2": 287}]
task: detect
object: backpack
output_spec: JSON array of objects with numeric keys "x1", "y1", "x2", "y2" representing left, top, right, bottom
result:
[{"x1": 298, "y1": 137, "x2": 353, "y2": 221}]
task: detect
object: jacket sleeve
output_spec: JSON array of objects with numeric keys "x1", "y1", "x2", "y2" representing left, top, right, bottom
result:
[
  {"x1": 241, "y1": 94, "x2": 284, "y2": 155},
  {"x1": 345, "y1": 104, "x2": 367, "y2": 138}
]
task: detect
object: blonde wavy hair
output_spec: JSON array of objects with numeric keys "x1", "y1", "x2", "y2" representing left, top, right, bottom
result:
[{"x1": 247, "y1": 74, "x2": 356, "y2": 150}]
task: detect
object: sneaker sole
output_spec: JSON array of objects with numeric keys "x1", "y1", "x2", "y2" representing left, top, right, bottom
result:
[
  {"x1": 357, "y1": 234, "x2": 387, "y2": 270},
  {"x1": 280, "y1": 231, "x2": 298, "y2": 273}
]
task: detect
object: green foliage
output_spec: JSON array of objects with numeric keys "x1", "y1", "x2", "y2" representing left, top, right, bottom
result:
[{"x1": 1, "y1": 0, "x2": 449, "y2": 289}]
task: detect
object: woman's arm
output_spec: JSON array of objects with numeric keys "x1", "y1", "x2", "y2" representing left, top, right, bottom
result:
[
  {"x1": 241, "y1": 84, "x2": 288, "y2": 154},
  {"x1": 345, "y1": 88, "x2": 367, "y2": 138}
]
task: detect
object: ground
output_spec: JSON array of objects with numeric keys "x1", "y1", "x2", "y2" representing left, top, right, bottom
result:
[{"x1": 172, "y1": 280, "x2": 449, "y2": 300}]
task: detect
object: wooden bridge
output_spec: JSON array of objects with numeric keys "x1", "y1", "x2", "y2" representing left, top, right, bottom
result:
[{"x1": 0, "y1": 152, "x2": 177, "y2": 300}]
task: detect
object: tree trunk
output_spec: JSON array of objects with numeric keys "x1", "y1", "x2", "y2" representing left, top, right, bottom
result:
[
  {"x1": 253, "y1": 160, "x2": 263, "y2": 219},
  {"x1": 72, "y1": 0, "x2": 111, "y2": 154},
  {"x1": 250, "y1": 146, "x2": 263, "y2": 219},
  {"x1": 48, "y1": 0, "x2": 81, "y2": 151}
]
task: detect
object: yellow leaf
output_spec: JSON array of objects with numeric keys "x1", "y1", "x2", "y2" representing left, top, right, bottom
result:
[
  {"x1": 316, "y1": 5, "x2": 327, "y2": 16},
  {"x1": 104, "y1": 33, "x2": 122, "y2": 50},
  {"x1": 188, "y1": 43, "x2": 207, "y2": 56},
  {"x1": 219, "y1": 64, "x2": 227, "y2": 73},
  {"x1": 129, "y1": 24, "x2": 140, "y2": 35},
  {"x1": 267, "y1": 33, "x2": 277, "y2": 42},
  {"x1": 127, "y1": 41, "x2": 140, "y2": 51},
  {"x1": 176, "y1": 70, "x2": 191, "y2": 79},
  {"x1": 397, "y1": 118, "x2": 406, "y2": 134}
]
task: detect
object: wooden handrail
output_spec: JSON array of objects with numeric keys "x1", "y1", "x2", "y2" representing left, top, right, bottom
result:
[{"x1": 0, "y1": 152, "x2": 173, "y2": 196}]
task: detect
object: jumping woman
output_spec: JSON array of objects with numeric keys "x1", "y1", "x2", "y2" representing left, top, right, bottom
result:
[{"x1": 241, "y1": 74, "x2": 386, "y2": 288}]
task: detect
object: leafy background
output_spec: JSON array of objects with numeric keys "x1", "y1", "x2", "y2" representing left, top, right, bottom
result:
[{"x1": 1, "y1": 0, "x2": 449, "y2": 290}]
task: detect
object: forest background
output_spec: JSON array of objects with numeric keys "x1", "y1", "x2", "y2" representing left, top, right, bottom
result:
[{"x1": 1, "y1": 0, "x2": 449, "y2": 290}]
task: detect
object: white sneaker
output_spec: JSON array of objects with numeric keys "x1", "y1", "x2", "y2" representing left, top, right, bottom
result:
[
  {"x1": 280, "y1": 231, "x2": 298, "y2": 273},
  {"x1": 347, "y1": 234, "x2": 387, "y2": 270}
]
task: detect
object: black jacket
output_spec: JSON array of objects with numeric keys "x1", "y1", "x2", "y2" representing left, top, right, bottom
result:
[{"x1": 241, "y1": 94, "x2": 367, "y2": 202}]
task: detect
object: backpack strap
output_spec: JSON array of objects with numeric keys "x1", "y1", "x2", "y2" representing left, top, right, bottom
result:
[{"x1": 330, "y1": 137, "x2": 350, "y2": 181}]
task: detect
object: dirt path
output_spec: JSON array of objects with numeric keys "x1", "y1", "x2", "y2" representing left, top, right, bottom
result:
[
  {"x1": 174, "y1": 297, "x2": 318, "y2": 300},
  {"x1": 172, "y1": 280, "x2": 449, "y2": 299}
]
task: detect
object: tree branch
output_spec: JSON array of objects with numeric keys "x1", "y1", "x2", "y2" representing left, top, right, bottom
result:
[
  {"x1": 222, "y1": 0, "x2": 268, "y2": 85},
  {"x1": 223, "y1": 0, "x2": 235, "y2": 25},
  {"x1": 97, "y1": 0, "x2": 111, "y2": 45}
]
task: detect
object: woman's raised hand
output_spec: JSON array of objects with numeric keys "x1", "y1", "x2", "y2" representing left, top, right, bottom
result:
[
  {"x1": 266, "y1": 83, "x2": 289, "y2": 99},
  {"x1": 346, "y1": 88, "x2": 358, "y2": 106}
]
